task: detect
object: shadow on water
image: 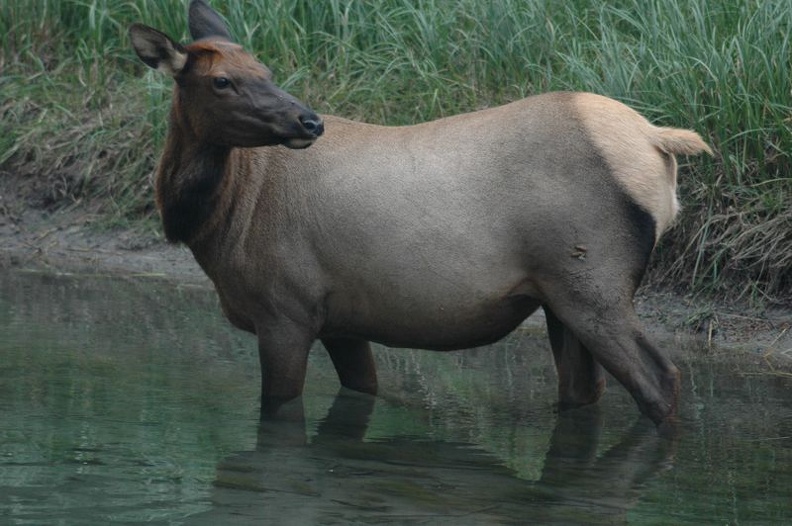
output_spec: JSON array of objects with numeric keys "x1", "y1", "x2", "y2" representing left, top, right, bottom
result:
[{"x1": 0, "y1": 269, "x2": 790, "y2": 525}]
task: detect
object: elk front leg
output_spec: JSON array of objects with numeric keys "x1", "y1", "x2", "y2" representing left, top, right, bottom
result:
[
  {"x1": 257, "y1": 323, "x2": 314, "y2": 416},
  {"x1": 321, "y1": 337, "x2": 378, "y2": 395}
]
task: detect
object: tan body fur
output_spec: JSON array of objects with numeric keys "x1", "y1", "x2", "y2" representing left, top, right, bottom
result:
[{"x1": 130, "y1": 1, "x2": 712, "y2": 425}]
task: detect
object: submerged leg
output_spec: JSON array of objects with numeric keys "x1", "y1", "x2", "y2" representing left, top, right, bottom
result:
[
  {"x1": 543, "y1": 284, "x2": 680, "y2": 425},
  {"x1": 544, "y1": 305, "x2": 606, "y2": 410},
  {"x1": 257, "y1": 323, "x2": 314, "y2": 416},
  {"x1": 321, "y1": 337, "x2": 378, "y2": 395}
]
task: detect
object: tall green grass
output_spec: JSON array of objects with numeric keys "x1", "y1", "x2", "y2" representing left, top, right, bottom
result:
[{"x1": 1, "y1": 0, "x2": 790, "y2": 300}]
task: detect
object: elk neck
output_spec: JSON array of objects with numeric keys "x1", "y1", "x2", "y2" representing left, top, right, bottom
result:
[{"x1": 155, "y1": 98, "x2": 237, "y2": 246}]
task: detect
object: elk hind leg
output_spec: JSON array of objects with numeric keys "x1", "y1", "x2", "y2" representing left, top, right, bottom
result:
[
  {"x1": 544, "y1": 290, "x2": 680, "y2": 425},
  {"x1": 544, "y1": 305, "x2": 607, "y2": 410}
]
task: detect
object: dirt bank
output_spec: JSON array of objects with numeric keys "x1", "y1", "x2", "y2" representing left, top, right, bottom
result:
[{"x1": 1, "y1": 181, "x2": 790, "y2": 369}]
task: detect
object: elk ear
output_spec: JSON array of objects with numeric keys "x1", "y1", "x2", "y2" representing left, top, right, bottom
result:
[
  {"x1": 188, "y1": 0, "x2": 234, "y2": 41},
  {"x1": 129, "y1": 24, "x2": 188, "y2": 76}
]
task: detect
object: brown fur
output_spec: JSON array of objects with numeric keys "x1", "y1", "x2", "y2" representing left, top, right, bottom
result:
[{"x1": 130, "y1": 1, "x2": 713, "y2": 426}]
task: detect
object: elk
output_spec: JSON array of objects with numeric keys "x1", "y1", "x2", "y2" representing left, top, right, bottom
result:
[{"x1": 129, "y1": 0, "x2": 712, "y2": 426}]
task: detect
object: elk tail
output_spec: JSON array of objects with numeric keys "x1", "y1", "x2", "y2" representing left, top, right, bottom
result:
[{"x1": 651, "y1": 127, "x2": 713, "y2": 156}]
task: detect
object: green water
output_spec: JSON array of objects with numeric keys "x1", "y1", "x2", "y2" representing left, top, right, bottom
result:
[{"x1": 0, "y1": 270, "x2": 790, "y2": 524}]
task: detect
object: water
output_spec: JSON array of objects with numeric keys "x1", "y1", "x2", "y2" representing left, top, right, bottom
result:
[{"x1": 0, "y1": 269, "x2": 790, "y2": 525}]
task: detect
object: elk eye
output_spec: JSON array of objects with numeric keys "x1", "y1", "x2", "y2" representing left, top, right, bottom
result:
[{"x1": 213, "y1": 77, "x2": 231, "y2": 89}]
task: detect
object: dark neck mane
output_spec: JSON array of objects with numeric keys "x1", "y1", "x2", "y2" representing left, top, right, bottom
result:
[{"x1": 156, "y1": 112, "x2": 231, "y2": 244}]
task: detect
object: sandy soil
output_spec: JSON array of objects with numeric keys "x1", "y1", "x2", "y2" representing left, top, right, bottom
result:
[{"x1": 1, "y1": 183, "x2": 790, "y2": 369}]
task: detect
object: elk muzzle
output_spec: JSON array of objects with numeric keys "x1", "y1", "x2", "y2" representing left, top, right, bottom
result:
[{"x1": 284, "y1": 110, "x2": 324, "y2": 149}]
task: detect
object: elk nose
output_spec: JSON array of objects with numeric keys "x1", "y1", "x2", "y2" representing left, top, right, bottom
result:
[{"x1": 300, "y1": 114, "x2": 324, "y2": 137}]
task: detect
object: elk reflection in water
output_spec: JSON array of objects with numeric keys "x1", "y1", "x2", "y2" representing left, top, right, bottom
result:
[{"x1": 189, "y1": 391, "x2": 674, "y2": 525}]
